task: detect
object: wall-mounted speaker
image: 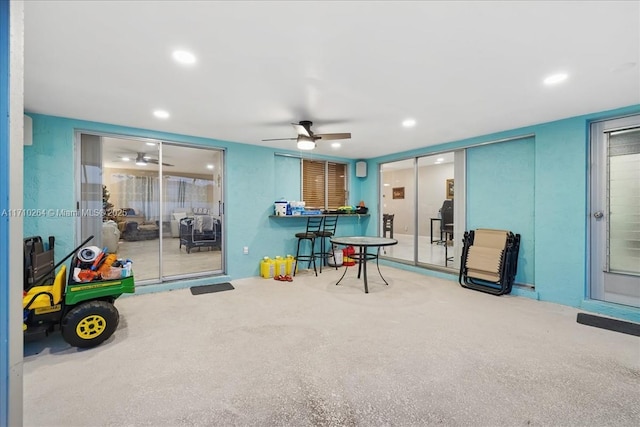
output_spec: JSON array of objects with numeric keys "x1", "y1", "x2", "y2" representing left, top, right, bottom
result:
[
  {"x1": 23, "y1": 114, "x2": 32, "y2": 146},
  {"x1": 355, "y1": 161, "x2": 367, "y2": 178}
]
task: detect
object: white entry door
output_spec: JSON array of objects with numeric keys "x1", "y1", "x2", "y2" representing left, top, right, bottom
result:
[{"x1": 590, "y1": 115, "x2": 640, "y2": 307}]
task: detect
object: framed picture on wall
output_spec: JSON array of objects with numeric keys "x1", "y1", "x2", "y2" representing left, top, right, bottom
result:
[
  {"x1": 392, "y1": 187, "x2": 405, "y2": 199},
  {"x1": 446, "y1": 179, "x2": 454, "y2": 199}
]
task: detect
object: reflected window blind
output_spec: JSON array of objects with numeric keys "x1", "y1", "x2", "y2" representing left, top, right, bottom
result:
[
  {"x1": 302, "y1": 160, "x2": 325, "y2": 209},
  {"x1": 608, "y1": 128, "x2": 640, "y2": 275}
]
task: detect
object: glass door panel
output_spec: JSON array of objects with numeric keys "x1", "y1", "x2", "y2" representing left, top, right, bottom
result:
[
  {"x1": 380, "y1": 159, "x2": 415, "y2": 262},
  {"x1": 417, "y1": 153, "x2": 455, "y2": 267},
  {"x1": 79, "y1": 134, "x2": 104, "y2": 248},
  {"x1": 161, "y1": 144, "x2": 223, "y2": 278},
  {"x1": 105, "y1": 138, "x2": 161, "y2": 283}
]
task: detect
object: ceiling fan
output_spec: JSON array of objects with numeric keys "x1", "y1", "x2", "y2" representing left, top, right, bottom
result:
[
  {"x1": 262, "y1": 120, "x2": 351, "y2": 150},
  {"x1": 115, "y1": 152, "x2": 174, "y2": 167}
]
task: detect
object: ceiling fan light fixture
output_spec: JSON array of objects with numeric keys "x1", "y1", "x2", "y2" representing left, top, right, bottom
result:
[
  {"x1": 297, "y1": 139, "x2": 316, "y2": 150},
  {"x1": 135, "y1": 153, "x2": 148, "y2": 166}
]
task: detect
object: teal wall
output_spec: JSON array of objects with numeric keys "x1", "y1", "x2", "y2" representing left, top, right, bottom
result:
[
  {"x1": 23, "y1": 105, "x2": 640, "y2": 322},
  {"x1": 23, "y1": 114, "x2": 367, "y2": 281},
  {"x1": 366, "y1": 105, "x2": 640, "y2": 323},
  {"x1": 467, "y1": 136, "x2": 535, "y2": 285}
]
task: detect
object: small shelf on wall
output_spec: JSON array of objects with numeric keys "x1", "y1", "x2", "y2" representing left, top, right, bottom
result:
[{"x1": 269, "y1": 214, "x2": 370, "y2": 218}]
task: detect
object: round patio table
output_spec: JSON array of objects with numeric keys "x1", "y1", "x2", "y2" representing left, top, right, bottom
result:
[{"x1": 330, "y1": 236, "x2": 398, "y2": 293}]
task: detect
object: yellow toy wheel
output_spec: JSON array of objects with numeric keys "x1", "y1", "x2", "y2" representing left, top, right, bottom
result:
[
  {"x1": 61, "y1": 301, "x2": 119, "y2": 348},
  {"x1": 76, "y1": 314, "x2": 107, "y2": 339}
]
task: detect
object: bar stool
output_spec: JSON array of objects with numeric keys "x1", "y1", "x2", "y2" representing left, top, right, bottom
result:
[
  {"x1": 293, "y1": 216, "x2": 324, "y2": 277},
  {"x1": 382, "y1": 213, "x2": 394, "y2": 238},
  {"x1": 315, "y1": 215, "x2": 339, "y2": 273}
]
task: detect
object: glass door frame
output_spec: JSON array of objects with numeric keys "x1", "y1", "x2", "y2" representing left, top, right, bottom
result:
[
  {"x1": 589, "y1": 115, "x2": 640, "y2": 307},
  {"x1": 378, "y1": 150, "x2": 465, "y2": 271},
  {"x1": 75, "y1": 130, "x2": 226, "y2": 284}
]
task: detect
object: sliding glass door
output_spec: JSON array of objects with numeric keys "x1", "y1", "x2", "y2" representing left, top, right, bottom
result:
[
  {"x1": 379, "y1": 151, "x2": 462, "y2": 269},
  {"x1": 77, "y1": 132, "x2": 224, "y2": 285}
]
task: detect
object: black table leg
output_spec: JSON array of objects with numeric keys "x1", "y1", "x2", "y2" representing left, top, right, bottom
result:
[
  {"x1": 335, "y1": 262, "x2": 349, "y2": 286},
  {"x1": 333, "y1": 243, "x2": 394, "y2": 293},
  {"x1": 375, "y1": 247, "x2": 389, "y2": 286},
  {"x1": 363, "y1": 250, "x2": 369, "y2": 293}
]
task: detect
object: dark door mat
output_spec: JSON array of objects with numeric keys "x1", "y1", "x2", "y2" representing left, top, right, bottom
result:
[
  {"x1": 190, "y1": 282, "x2": 235, "y2": 295},
  {"x1": 577, "y1": 313, "x2": 640, "y2": 337}
]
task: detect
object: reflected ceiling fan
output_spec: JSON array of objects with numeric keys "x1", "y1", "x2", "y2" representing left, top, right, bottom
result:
[
  {"x1": 115, "y1": 152, "x2": 174, "y2": 167},
  {"x1": 134, "y1": 152, "x2": 174, "y2": 166},
  {"x1": 262, "y1": 120, "x2": 351, "y2": 150}
]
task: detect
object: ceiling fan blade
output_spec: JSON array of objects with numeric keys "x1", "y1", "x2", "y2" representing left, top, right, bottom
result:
[
  {"x1": 315, "y1": 132, "x2": 351, "y2": 141},
  {"x1": 261, "y1": 137, "x2": 298, "y2": 141},
  {"x1": 144, "y1": 158, "x2": 174, "y2": 167},
  {"x1": 292, "y1": 123, "x2": 311, "y2": 138}
]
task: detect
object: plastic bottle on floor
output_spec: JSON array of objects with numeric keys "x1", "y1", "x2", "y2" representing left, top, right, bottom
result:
[
  {"x1": 274, "y1": 256, "x2": 286, "y2": 277},
  {"x1": 260, "y1": 257, "x2": 275, "y2": 279}
]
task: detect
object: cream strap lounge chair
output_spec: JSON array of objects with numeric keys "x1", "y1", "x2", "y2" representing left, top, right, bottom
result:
[{"x1": 458, "y1": 228, "x2": 520, "y2": 295}]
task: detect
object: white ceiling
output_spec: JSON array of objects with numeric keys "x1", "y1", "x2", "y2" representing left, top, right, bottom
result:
[{"x1": 23, "y1": 1, "x2": 640, "y2": 160}]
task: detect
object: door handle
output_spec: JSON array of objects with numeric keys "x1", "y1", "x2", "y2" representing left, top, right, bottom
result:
[{"x1": 593, "y1": 211, "x2": 604, "y2": 219}]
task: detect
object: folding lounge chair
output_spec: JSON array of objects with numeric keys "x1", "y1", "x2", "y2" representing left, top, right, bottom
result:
[{"x1": 458, "y1": 228, "x2": 520, "y2": 295}]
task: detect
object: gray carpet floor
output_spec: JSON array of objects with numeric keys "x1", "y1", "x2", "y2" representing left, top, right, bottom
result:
[{"x1": 23, "y1": 266, "x2": 640, "y2": 426}]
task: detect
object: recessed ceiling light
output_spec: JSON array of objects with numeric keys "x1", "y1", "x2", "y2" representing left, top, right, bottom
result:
[
  {"x1": 543, "y1": 73, "x2": 568, "y2": 85},
  {"x1": 172, "y1": 50, "x2": 196, "y2": 65},
  {"x1": 402, "y1": 119, "x2": 416, "y2": 128},
  {"x1": 122, "y1": 157, "x2": 130, "y2": 162},
  {"x1": 206, "y1": 164, "x2": 214, "y2": 170},
  {"x1": 437, "y1": 157, "x2": 444, "y2": 162},
  {"x1": 383, "y1": 183, "x2": 390, "y2": 187},
  {"x1": 153, "y1": 110, "x2": 170, "y2": 119},
  {"x1": 331, "y1": 142, "x2": 341, "y2": 148},
  {"x1": 146, "y1": 142, "x2": 156, "y2": 146}
]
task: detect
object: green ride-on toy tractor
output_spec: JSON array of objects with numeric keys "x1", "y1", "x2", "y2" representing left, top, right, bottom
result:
[{"x1": 23, "y1": 235, "x2": 135, "y2": 348}]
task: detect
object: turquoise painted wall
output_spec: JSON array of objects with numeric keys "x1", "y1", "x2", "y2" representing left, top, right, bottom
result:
[
  {"x1": 23, "y1": 105, "x2": 640, "y2": 322},
  {"x1": 365, "y1": 105, "x2": 640, "y2": 322},
  {"x1": 467, "y1": 137, "x2": 535, "y2": 285},
  {"x1": 23, "y1": 114, "x2": 366, "y2": 281}
]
